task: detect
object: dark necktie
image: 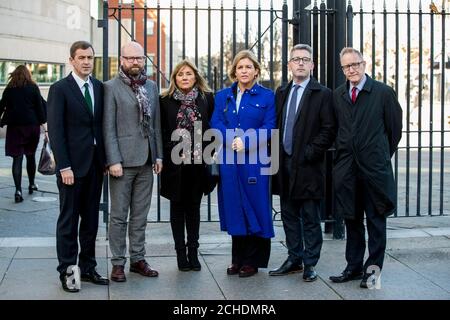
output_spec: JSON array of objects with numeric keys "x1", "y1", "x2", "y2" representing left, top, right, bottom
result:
[
  {"x1": 283, "y1": 85, "x2": 300, "y2": 155},
  {"x1": 84, "y1": 83, "x2": 93, "y2": 114},
  {"x1": 351, "y1": 87, "x2": 358, "y2": 104}
]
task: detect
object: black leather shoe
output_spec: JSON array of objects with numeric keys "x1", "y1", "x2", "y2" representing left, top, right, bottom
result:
[
  {"x1": 14, "y1": 190, "x2": 23, "y2": 203},
  {"x1": 81, "y1": 270, "x2": 110, "y2": 285},
  {"x1": 60, "y1": 273, "x2": 79, "y2": 293},
  {"x1": 360, "y1": 272, "x2": 379, "y2": 289},
  {"x1": 303, "y1": 265, "x2": 318, "y2": 282},
  {"x1": 28, "y1": 184, "x2": 38, "y2": 194},
  {"x1": 269, "y1": 259, "x2": 303, "y2": 276},
  {"x1": 329, "y1": 270, "x2": 364, "y2": 283}
]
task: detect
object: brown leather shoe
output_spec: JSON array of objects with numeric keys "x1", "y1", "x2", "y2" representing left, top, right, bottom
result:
[
  {"x1": 111, "y1": 265, "x2": 126, "y2": 282},
  {"x1": 238, "y1": 265, "x2": 258, "y2": 278},
  {"x1": 226, "y1": 263, "x2": 240, "y2": 275},
  {"x1": 130, "y1": 260, "x2": 159, "y2": 277}
]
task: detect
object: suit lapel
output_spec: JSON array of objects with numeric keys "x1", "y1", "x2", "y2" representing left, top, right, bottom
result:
[
  {"x1": 117, "y1": 77, "x2": 139, "y2": 105},
  {"x1": 67, "y1": 73, "x2": 93, "y2": 119},
  {"x1": 92, "y1": 78, "x2": 102, "y2": 119}
]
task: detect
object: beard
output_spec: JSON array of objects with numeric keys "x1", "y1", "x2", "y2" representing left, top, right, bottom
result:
[{"x1": 123, "y1": 65, "x2": 143, "y2": 77}]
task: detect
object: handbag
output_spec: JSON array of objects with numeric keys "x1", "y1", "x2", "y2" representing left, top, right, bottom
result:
[{"x1": 38, "y1": 136, "x2": 56, "y2": 175}]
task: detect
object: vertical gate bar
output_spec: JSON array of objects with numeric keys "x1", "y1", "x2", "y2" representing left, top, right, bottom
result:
[
  {"x1": 347, "y1": 1, "x2": 353, "y2": 47},
  {"x1": 319, "y1": 0, "x2": 326, "y2": 85},
  {"x1": 371, "y1": 0, "x2": 375, "y2": 78},
  {"x1": 195, "y1": 0, "x2": 198, "y2": 66},
  {"x1": 326, "y1": 0, "x2": 335, "y2": 89},
  {"x1": 335, "y1": 0, "x2": 345, "y2": 86},
  {"x1": 156, "y1": 0, "x2": 161, "y2": 221},
  {"x1": 208, "y1": 0, "x2": 212, "y2": 87},
  {"x1": 102, "y1": 0, "x2": 109, "y2": 233},
  {"x1": 282, "y1": 0, "x2": 288, "y2": 85},
  {"x1": 383, "y1": 0, "x2": 387, "y2": 84},
  {"x1": 417, "y1": 1, "x2": 423, "y2": 216},
  {"x1": 233, "y1": 0, "x2": 236, "y2": 57},
  {"x1": 439, "y1": 2, "x2": 445, "y2": 216},
  {"x1": 394, "y1": 0, "x2": 399, "y2": 216},
  {"x1": 131, "y1": 2, "x2": 135, "y2": 40},
  {"x1": 118, "y1": 3, "x2": 122, "y2": 72},
  {"x1": 245, "y1": 0, "x2": 249, "y2": 49},
  {"x1": 144, "y1": 3, "x2": 148, "y2": 74},
  {"x1": 157, "y1": 0, "x2": 161, "y2": 88},
  {"x1": 169, "y1": 0, "x2": 173, "y2": 75},
  {"x1": 428, "y1": 7, "x2": 434, "y2": 216},
  {"x1": 207, "y1": 0, "x2": 212, "y2": 221},
  {"x1": 406, "y1": 0, "x2": 411, "y2": 216},
  {"x1": 312, "y1": 1, "x2": 319, "y2": 80},
  {"x1": 220, "y1": 1, "x2": 224, "y2": 88},
  {"x1": 359, "y1": 0, "x2": 363, "y2": 54},
  {"x1": 182, "y1": 0, "x2": 186, "y2": 59},
  {"x1": 258, "y1": 0, "x2": 262, "y2": 60},
  {"x1": 270, "y1": 0, "x2": 274, "y2": 89}
]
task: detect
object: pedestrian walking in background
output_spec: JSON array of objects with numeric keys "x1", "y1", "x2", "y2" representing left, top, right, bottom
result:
[{"x1": 0, "y1": 65, "x2": 47, "y2": 203}]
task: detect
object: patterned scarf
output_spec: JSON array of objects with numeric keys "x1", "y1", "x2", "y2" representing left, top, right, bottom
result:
[
  {"x1": 173, "y1": 87, "x2": 202, "y2": 162},
  {"x1": 118, "y1": 67, "x2": 151, "y2": 137}
]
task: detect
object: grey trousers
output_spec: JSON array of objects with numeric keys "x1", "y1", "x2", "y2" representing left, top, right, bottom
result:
[{"x1": 109, "y1": 164, "x2": 153, "y2": 266}]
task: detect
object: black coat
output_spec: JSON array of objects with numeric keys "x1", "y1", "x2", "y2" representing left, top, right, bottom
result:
[
  {"x1": 333, "y1": 75, "x2": 403, "y2": 218},
  {"x1": 0, "y1": 84, "x2": 46, "y2": 127},
  {"x1": 160, "y1": 91, "x2": 215, "y2": 201},
  {"x1": 47, "y1": 73, "x2": 105, "y2": 177},
  {"x1": 272, "y1": 78, "x2": 336, "y2": 200}
]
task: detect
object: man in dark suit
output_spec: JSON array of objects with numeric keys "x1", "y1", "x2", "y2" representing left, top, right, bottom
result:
[
  {"x1": 271, "y1": 44, "x2": 336, "y2": 281},
  {"x1": 47, "y1": 41, "x2": 109, "y2": 293},
  {"x1": 329, "y1": 47, "x2": 402, "y2": 289}
]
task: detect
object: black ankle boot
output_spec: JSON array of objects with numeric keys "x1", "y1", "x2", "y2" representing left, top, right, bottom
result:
[
  {"x1": 14, "y1": 190, "x2": 23, "y2": 203},
  {"x1": 188, "y1": 247, "x2": 201, "y2": 271},
  {"x1": 176, "y1": 248, "x2": 190, "y2": 271},
  {"x1": 28, "y1": 184, "x2": 38, "y2": 195}
]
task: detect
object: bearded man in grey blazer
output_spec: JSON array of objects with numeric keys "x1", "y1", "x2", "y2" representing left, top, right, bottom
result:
[{"x1": 103, "y1": 41, "x2": 163, "y2": 282}]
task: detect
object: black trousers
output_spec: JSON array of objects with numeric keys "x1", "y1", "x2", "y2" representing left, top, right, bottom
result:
[
  {"x1": 345, "y1": 177, "x2": 387, "y2": 273},
  {"x1": 170, "y1": 165, "x2": 203, "y2": 251},
  {"x1": 231, "y1": 236, "x2": 271, "y2": 268},
  {"x1": 56, "y1": 150, "x2": 103, "y2": 275},
  {"x1": 281, "y1": 154, "x2": 323, "y2": 267}
]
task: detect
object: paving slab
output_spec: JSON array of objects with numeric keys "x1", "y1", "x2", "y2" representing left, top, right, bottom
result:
[
  {"x1": 422, "y1": 227, "x2": 450, "y2": 237},
  {"x1": 15, "y1": 245, "x2": 109, "y2": 259},
  {"x1": 0, "y1": 258, "x2": 12, "y2": 281},
  {"x1": 0, "y1": 247, "x2": 16, "y2": 258},
  {"x1": 109, "y1": 256, "x2": 224, "y2": 300},
  {"x1": 317, "y1": 252, "x2": 450, "y2": 300},
  {"x1": 386, "y1": 236, "x2": 450, "y2": 251},
  {"x1": 0, "y1": 258, "x2": 109, "y2": 300},
  {"x1": 203, "y1": 253, "x2": 341, "y2": 300},
  {"x1": 388, "y1": 247, "x2": 450, "y2": 293}
]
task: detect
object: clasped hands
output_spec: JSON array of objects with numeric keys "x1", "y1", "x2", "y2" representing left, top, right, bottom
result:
[{"x1": 231, "y1": 137, "x2": 244, "y2": 152}]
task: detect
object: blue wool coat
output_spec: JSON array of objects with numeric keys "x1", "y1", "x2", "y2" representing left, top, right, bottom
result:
[{"x1": 211, "y1": 82, "x2": 276, "y2": 238}]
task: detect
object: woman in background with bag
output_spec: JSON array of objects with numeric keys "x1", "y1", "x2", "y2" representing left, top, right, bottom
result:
[
  {"x1": 0, "y1": 65, "x2": 47, "y2": 203},
  {"x1": 160, "y1": 59, "x2": 215, "y2": 271}
]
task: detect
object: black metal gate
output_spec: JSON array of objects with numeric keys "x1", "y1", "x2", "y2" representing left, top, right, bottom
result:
[{"x1": 98, "y1": 0, "x2": 449, "y2": 234}]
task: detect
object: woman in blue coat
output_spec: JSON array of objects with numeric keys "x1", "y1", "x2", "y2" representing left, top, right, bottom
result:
[{"x1": 211, "y1": 50, "x2": 276, "y2": 277}]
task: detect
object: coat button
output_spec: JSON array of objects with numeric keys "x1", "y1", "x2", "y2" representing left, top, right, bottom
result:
[{"x1": 256, "y1": 104, "x2": 259, "y2": 107}]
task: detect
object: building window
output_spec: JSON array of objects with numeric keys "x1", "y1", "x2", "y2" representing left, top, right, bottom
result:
[
  {"x1": 146, "y1": 19, "x2": 154, "y2": 36},
  {"x1": 0, "y1": 60, "x2": 64, "y2": 85}
]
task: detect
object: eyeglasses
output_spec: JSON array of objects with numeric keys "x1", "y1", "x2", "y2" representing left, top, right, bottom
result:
[
  {"x1": 289, "y1": 57, "x2": 312, "y2": 64},
  {"x1": 341, "y1": 61, "x2": 364, "y2": 71},
  {"x1": 122, "y1": 56, "x2": 145, "y2": 63}
]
